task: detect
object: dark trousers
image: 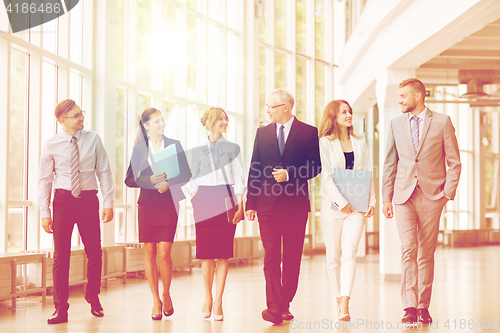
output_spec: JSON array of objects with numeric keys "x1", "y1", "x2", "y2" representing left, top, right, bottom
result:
[
  {"x1": 258, "y1": 209, "x2": 308, "y2": 313},
  {"x1": 52, "y1": 189, "x2": 102, "y2": 312}
]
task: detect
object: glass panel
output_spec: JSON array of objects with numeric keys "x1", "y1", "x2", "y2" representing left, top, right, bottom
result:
[
  {"x1": 69, "y1": 72, "x2": 82, "y2": 105},
  {"x1": 162, "y1": 100, "x2": 179, "y2": 139},
  {"x1": 137, "y1": 93, "x2": 153, "y2": 118},
  {"x1": 485, "y1": 158, "x2": 494, "y2": 207},
  {"x1": 186, "y1": 105, "x2": 203, "y2": 150},
  {"x1": 41, "y1": 62, "x2": 57, "y2": 144},
  {"x1": 0, "y1": 1, "x2": 8, "y2": 32},
  {"x1": 314, "y1": 177, "x2": 322, "y2": 243},
  {"x1": 137, "y1": 0, "x2": 152, "y2": 88},
  {"x1": 42, "y1": 15, "x2": 58, "y2": 54},
  {"x1": 259, "y1": 0, "x2": 266, "y2": 42},
  {"x1": 116, "y1": 88, "x2": 126, "y2": 204},
  {"x1": 315, "y1": 62, "x2": 325, "y2": 127},
  {"x1": 115, "y1": 208, "x2": 126, "y2": 243},
  {"x1": 116, "y1": 0, "x2": 126, "y2": 80},
  {"x1": 7, "y1": 209, "x2": 24, "y2": 252},
  {"x1": 69, "y1": 0, "x2": 83, "y2": 65},
  {"x1": 259, "y1": 46, "x2": 267, "y2": 120},
  {"x1": 163, "y1": 3, "x2": 178, "y2": 94},
  {"x1": 208, "y1": 23, "x2": 220, "y2": 106},
  {"x1": 187, "y1": 14, "x2": 200, "y2": 101},
  {"x1": 458, "y1": 152, "x2": 472, "y2": 212},
  {"x1": 296, "y1": 57, "x2": 307, "y2": 122},
  {"x1": 275, "y1": 0, "x2": 287, "y2": 49},
  {"x1": 315, "y1": 0, "x2": 325, "y2": 60},
  {"x1": 208, "y1": 0, "x2": 220, "y2": 21},
  {"x1": 187, "y1": 0, "x2": 201, "y2": 12},
  {"x1": 9, "y1": 48, "x2": 27, "y2": 201},
  {"x1": 296, "y1": 0, "x2": 307, "y2": 55},
  {"x1": 345, "y1": 0, "x2": 351, "y2": 41},
  {"x1": 457, "y1": 103, "x2": 471, "y2": 151},
  {"x1": 227, "y1": 0, "x2": 237, "y2": 31},
  {"x1": 485, "y1": 113, "x2": 492, "y2": 153},
  {"x1": 275, "y1": 51, "x2": 288, "y2": 89},
  {"x1": 227, "y1": 32, "x2": 238, "y2": 112}
]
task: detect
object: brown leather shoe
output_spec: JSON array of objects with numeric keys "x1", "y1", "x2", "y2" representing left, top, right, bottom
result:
[
  {"x1": 262, "y1": 309, "x2": 283, "y2": 324},
  {"x1": 401, "y1": 307, "x2": 417, "y2": 323},
  {"x1": 85, "y1": 295, "x2": 104, "y2": 317},
  {"x1": 282, "y1": 309, "x2": 294, "y2": 321},
  {"x1": 417, "y1": 308, "x2": 433, "y2": 324},
  {"x1": 47, "y1": 310, "x2": 68, "y2": 324}
]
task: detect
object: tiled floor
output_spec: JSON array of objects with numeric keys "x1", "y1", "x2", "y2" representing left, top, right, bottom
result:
[{"x1": 1, "y1": 246, "x2": 499, "y2": 332}]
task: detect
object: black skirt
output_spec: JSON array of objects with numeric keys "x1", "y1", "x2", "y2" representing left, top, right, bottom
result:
[
  {"x1": 138, "y1": 189, "x2": 179, "y2": 243},
  {"x1": 192, "y1": 185, "x2": 237, "y2": 259}
]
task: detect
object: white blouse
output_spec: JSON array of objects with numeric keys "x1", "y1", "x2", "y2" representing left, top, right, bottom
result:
[
  {"x1": 188, "y1": 137, "x2": 246, "y2": 196},
  {"x1": 147, "y1": 139, "x2": 165, "y2": 168}
]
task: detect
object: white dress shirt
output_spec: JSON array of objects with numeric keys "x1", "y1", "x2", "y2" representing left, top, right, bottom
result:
[
  {"x1": 188, "y1": 136, "x2": 246, "y2": 196},
  {"x1": 38, "y1": 129, "x2": 115, "y2": 219},
  {"x1": 275, "y1": 116, "x2": 294, "y2": 142}
]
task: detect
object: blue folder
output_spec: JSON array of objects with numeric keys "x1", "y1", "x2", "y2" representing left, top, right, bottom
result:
[
  {"x1": 331, "y1": 168, "x2": 372, "y2": 212},
  {"x1": 150, "y1": 143, "x2": 180, "y2": 180}
]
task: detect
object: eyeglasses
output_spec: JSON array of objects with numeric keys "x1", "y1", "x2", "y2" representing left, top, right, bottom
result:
[
  {"x1": 265, "y1": 103, "x2": 285, "y2": 109},
  {"x1": 64, "y1": 111, "x2": 85, "y2": 119}
]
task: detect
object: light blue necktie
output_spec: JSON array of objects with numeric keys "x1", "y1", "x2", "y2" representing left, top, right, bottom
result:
[
  {"x1": 411, "y1": 116, "x2": 420, "y2": 152},
  {"x1": 278, "y1": 125, "x2": 285, "y2": 156}
]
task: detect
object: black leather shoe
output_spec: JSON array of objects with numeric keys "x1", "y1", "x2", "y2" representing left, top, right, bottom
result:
[
  {"x1": 47, "y1": 310, "x2": 68, "y2": 324},
  {"x1": 401, "y1": 307, "x2": 417, "y2": 323},
  {"x1": 85, "y1": 295, "x2": 104, "y2": 317},
  {"x1": 262, "y1": 309, "x2": 283, "y2": 324},
  {"x1": 282, "y1": 309, "x2": 294, "y2": 321},
  {"x1": 418, "y1": 308, "x2": 433, "y2": 324}
]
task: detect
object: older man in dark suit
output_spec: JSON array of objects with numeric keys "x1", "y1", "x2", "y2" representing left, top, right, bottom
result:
[{"x1": 246, "y1": 89, "x2": 321, "y2": 324}]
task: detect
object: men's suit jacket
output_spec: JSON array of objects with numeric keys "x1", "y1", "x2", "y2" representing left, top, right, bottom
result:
[
  {"x1": 382, "y1": 108, "x2": 461, "y2": 205},
  {"x1": 124, "y1": 136, "x2": 191, "y2": 205},
  {"x1": 246, "y1": 117, "x2": 321, "y2": 214}
]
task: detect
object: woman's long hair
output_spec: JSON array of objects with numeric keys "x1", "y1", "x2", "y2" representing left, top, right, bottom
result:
[
  {"x1": 318, "y1": 99, "x2": 359, "y2": 140},
  {"x1": 134, "y1": 108, "x2": 161, "y2": 146}
]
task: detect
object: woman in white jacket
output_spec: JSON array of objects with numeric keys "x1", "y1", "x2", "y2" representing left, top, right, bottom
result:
[{"x1": 318, "y1": 100, "x2": 375, "y2": 321}]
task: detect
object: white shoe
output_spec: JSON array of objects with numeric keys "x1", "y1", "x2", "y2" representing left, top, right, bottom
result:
[{"x1": 213, "y1": 314, "x2": 224, "y2": 321}]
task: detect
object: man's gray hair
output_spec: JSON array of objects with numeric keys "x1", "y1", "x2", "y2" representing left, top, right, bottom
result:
[{"x1": 270, "y1": 88, "x2": 295, "y2": 110}]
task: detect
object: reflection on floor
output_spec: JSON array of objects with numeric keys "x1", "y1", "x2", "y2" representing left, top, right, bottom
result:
[{"x1": 0, "y1": 246, "x2": 499, "y2": 333}]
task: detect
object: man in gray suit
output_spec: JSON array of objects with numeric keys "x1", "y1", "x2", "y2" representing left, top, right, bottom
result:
[{"x1": 382, "y1": 78, "x2": 461, "y2": 324}]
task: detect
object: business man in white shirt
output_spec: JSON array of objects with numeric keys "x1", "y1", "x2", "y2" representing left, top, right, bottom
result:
[{"x1": 38, "y1": 99, "x2": 114, "y2": 324}]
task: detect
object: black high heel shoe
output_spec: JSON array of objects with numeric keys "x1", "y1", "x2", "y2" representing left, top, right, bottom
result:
[
  {"x1": 163, "y1": 296, "x2": 174, "y2": 317},
  {"x1": 152, "y1": 301, "x2": 163, "y2": 320}
]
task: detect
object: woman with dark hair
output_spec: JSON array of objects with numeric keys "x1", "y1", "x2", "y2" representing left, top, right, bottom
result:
[
  {"x1": 318, "y1": 100, "x2": 375, "y2": 321},
  {"x1": 125, "y1": 108, "x2": 191, "y2": 320},
  {"x1": 189, "y1": 107, "x2": 245, "y2": 321}
]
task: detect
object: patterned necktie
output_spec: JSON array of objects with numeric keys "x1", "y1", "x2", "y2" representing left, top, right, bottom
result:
[
  {"x1": 71, "y1": 136, "x2": 81, "y2": 198},
  {"x1": 411, "y1": 116, "x2": 420, "y2": 152},
  {"x1": 278, "y1": 124, "x2": 285, "y2": 156}
]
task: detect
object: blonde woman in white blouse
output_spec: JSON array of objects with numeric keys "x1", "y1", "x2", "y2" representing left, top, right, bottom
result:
[
  {"x1": 188, "y1": 107, "x2": 245, "y2": 321},
  {"x1": 318, "y1": 100, "x2": 376, "y2": 321}
]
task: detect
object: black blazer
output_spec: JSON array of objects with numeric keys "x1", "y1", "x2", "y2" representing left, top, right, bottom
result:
[
  {"x1": 124, "y1": 136, "x2": 191, "y2": 205},
  {"x1": 246, "y1": 117, "x2": 321, "y2": 214}
]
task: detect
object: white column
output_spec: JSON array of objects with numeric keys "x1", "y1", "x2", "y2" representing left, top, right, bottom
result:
[
  {"x1": 0, "y1": 38, "x2": 9, "y2": 252},
  {"x1": 27, "y1": 52, "x2": 42, "y2": 251},
  {"x1": 93, "y1": 0, "x2": 117, "y2": 246},
  {"x1": 244, "y1": 0, "x2": 260, "y2": 237},
  {"x1": 376, "y1": 68, "x2": 415, "y2": 281}
]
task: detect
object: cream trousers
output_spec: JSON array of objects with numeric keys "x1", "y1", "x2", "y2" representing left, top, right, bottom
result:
[{"x1": 320, "y1": 199, "x2": 365, "y2": 298}]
